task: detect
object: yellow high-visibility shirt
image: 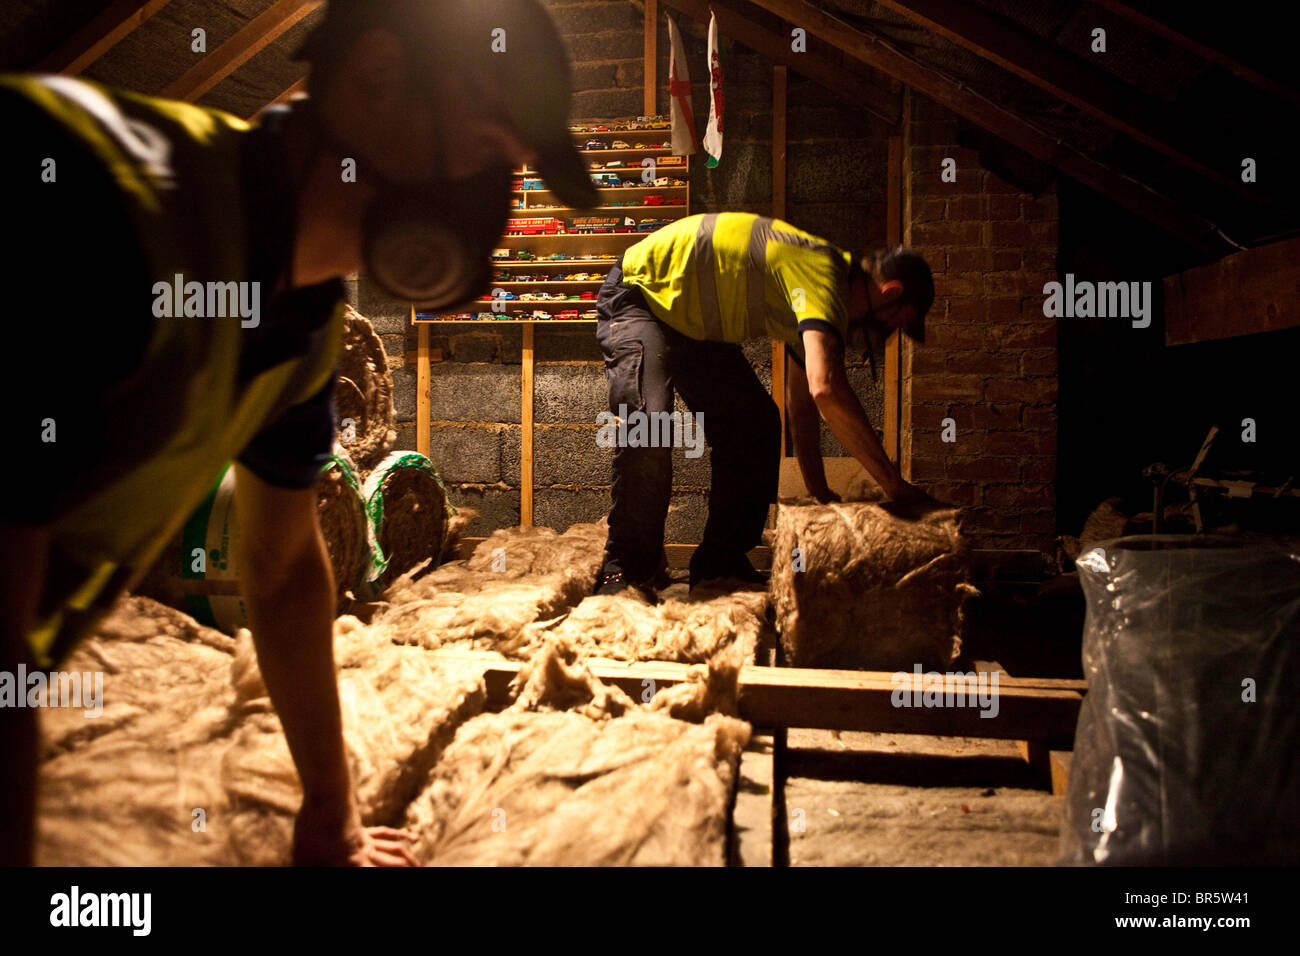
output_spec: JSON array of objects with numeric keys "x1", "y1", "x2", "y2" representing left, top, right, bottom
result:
[{"x1": 619, "y1": 212, "x2": 853, "y2": 360}]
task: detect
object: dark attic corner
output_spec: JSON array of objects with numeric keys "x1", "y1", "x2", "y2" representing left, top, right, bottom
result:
[{"x1": 0, "y1": 0, "x2": 1296, "y2": 915}]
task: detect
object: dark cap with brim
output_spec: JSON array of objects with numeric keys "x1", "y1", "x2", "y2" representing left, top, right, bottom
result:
[{"x1": 298, "y1": 0, "x2": 600, "y2": 209}]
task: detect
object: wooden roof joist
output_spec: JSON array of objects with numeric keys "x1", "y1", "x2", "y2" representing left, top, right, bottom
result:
[
  {"x1": 661, "y1": 0, "x2": 901, "y2": 129},
  {"x1": 36, "y1": 0, "x2": 173, "y2": 75},
  {"x1": 248, "y1": 75, "x2": 308, "y2": 120},
  {"x1": 161, "y1": 0, "x2": 321, "y2": 102},
  {"x1": 872, "y1": 0, "x2": 1277, "y2": 210},
  {"x1": 745, "y1": 0, "x2": 1227, "y2": 252}
]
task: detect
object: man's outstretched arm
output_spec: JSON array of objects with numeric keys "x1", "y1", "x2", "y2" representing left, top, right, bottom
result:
[
  {"x1": 785, "y1": 354, "x2": 837, "y2": 503},
  {"x1": 799, "y1": 327, "x2": 928, "y2": 503},
  {"x1": 233, "y1": 464, "x2": 416, "y2": 866}
]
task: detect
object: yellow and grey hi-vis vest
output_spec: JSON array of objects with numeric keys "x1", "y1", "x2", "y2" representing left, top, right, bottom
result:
[
  {"x1": 2, "y1": 75, "x2": 344, "y2": 666},
  {"x1": 618, "y1": 212, "x2": 854, "y2": 359}
]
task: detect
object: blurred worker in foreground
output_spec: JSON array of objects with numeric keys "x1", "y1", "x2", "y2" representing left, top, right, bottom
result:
[{"x1": 0, "y1": 0, "x2": 597, "y2": 866}]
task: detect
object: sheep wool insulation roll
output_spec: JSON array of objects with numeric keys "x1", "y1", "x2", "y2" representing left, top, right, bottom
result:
[
  {"x1": 315, "y1": 447, "x2": 370, "y2": 606},
  {"x1": 770, "y1": 501, "x2": 976, "y2": 671},
  {"x1": 359, "y1": 451, "x2": 452, "y2": 597},
  {"x1": 335, "y1": 305, "x2": 397, "y2": 476}
]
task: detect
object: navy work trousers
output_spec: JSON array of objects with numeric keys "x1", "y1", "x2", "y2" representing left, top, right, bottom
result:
[{"x1": 595, "y1": 260, "x2": 781, "y2": 581}]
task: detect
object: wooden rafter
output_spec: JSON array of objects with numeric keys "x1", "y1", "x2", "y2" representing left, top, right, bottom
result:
[
  {"x1": 744, "y1": 0, "x2": 1224, "y2": 250},
  {"x1": 161, "y1": 0, "x2": 322, "y2": 102},
  {"x1": 872, "y1": 0, "x2": 1273, "y2": 208},
  {"x1": 1091, "y1": 0, "x2": 1300, "y2": 108},
  {"x1": 247, "y1": 75, "x2": 308, "y2": 120},
  {"x1": 660, "y1": 0, "x2": 900, "y2": 128},
  {"x1": 36, "y1": 0, "x2": 173, "y2": 74}
]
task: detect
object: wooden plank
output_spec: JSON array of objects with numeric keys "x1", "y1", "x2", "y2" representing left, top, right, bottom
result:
[
  {"x1": 1090, "y1": 0, "x2": 1300, "y2": 108},
  {"x1": 772, "y1": 63, "x2": 788, "y2": 456},
  {"x1": 873, "y1": 0, "x2": 1271, "y2": 206},
  {"x1": 479, "y1": 658, "x2": 1087, "y2": 740},
  {"x1": 884, "y1": 134, "x2": 902, "y2": 464},
  {"x1": 521, "y1": 322, "x2": 535, "y2": 527},
  {"x1": 416, "y1": 317, "x2": 431, "y2": 458},
  {"x1": 1164, "y1": 237, "x2": 1300, "y2": 345},
  {"x1": 772, "y1": 65, "x2": 787, "y2": 219},
  {"x1": 772, "y1": 341, "x2": 787, "y2": 456},
  {"x1": 161, "y1": 0, "x2": 322, "y2": 102},
  {"x1": 644, "y1": 0, "x2": 658, "y2": 115},
  {"x1": 660, "y1": 0, "x2": 900, "y2": 127},
  {"x1": 1050, "y1": 750, "x2": 1072, "y2": 797},
  {"x1": 248, "y1": 75, "x2": 308, "y2": 120},
  {"x1": 744, "y1": 0, "x2": 1222, "y2": 250},
  {"x1": 36, "y1": 0, "x2": 173, "y2": 74}
]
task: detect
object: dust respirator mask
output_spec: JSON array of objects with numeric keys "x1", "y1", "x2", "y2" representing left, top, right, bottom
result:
[
  {"x1": 303, "y1": 102, "x2": 513, "y2": 307},
  {"x1": 361, "y1": 162, "x2": 512, "y2": 307}
]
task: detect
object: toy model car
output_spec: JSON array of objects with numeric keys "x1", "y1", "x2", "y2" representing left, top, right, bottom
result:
[
  {"x1": 476, "y1": 312, "x2": 496, "y2": 321},
  {"x1": 583, "y1": 139, "x2": 607, "y2": 150},
  {"x1": 664, "y1": 196, "x2": 685, "y2": 205},
  {"x1": 514, "y1": 250, "x2": 535, "y2": 260},
  {"x1": 492, "y1": 248, "x2": 511, "y2": 259},
  {"x1": 611, "y1": 140, "x2": 631, "y2": 149},
  {"x1": 590, "y1": 172, "x2": 622, "y2": 187},
  {"x1": 643, "y1": 194, "x2": 664, "y2": 206},
  {"x1": 532, "y1": 310, "x2": 552, "y2": 320},
  {"x1": 580, "y1": 309, "x2": 598, "y2": 320},
  {"x1": 603, "y1": 160, "x2": 626, "y2": 169},
  {"x1": 653, "y1": 177, "x2": 686, "y2": 187},
  {"x1": 590, "y1": 125, "x2": 610, "y2": 132},
  {"x1": 548, "y1": 252, "x2": 572, "y2": 260},
  {"x1": 580, "y1": 291, "x2": 597, "y2": 300},
  {"x1": 452, "y1": 312, "x2": 474, "y2": 320},
  {"x1": 495, "y1": 291, "x2": 518, "y2": 300},
  {"x1": 556, "y1": 310, "x2": 580, "y2": 320}
]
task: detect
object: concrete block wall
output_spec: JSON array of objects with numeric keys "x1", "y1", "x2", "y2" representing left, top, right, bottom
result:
[
  {"x1": 901, "y1": 94, "x2": 1059, "y2": 554},
  {"x1": 358, "y1": 1, "x2": 904, "y2": 537}
]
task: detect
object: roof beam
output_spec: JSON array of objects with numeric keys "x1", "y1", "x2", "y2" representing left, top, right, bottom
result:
[
  {"x1": 872, "y1": 0, "x2": 1273, "y2": 209},
  {"x1": 1090, "y1": 0, "x2": 1300, "y2": 108},
  {"x1": 161, "y1": 0, "x2": 321, "y2": 102},
  {"x1": 247, "y1": 75, "x2": 308, "y2": 120},
  {"x1": 744, "y1": 0, "x2": 1224, "y2": 251},
  {"x1": 660, "y1": 0, "x2": 900, "y2": 128},
  {"x1": 35, "y1": 0, "x2": 173, "y2": 74}
]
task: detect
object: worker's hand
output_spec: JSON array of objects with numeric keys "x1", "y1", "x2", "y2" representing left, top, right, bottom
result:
[
  {"x1": 293, "y1": 798, "x2": 419, "y2": 867},
  {"x1": 883, "y1": 480, "x2": 945, "y2": 516},
  {"x1": 811, "y1": 486, "x2": 841, "y2": 505}
]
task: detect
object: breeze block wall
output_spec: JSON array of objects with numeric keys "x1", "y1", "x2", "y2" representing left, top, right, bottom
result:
[
  {"x1": 370, "y1": 1, "x2": 904, "y2": 537},
  {"x1": 901, "y1": 93, "x2": 1060, "y2": 556}
]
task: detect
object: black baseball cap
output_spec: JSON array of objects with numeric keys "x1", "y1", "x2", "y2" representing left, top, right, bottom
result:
[
  {"x1": 298, "y1": 0, "x2": 600, "y2": 209},
  {"x1": 877, "y1": 246, "x2": 934, "y2": 343}
]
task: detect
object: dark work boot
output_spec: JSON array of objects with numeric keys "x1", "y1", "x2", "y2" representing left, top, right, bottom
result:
[
  {"x1": 689, "y1": 548, "x2": 767, "y2": 591},
  {"x1": 595, "y1": 564, "x2": 659, "y2": 603}
]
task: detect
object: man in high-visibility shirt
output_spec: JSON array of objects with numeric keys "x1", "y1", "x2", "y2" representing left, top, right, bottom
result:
[{"x1": 594, "y1": 212, "x2": 936, "y2": 596}]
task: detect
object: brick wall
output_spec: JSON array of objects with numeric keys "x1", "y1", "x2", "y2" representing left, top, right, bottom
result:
[{"x1": 901, "y1": 93, "x2": 1059, "y2": 554}]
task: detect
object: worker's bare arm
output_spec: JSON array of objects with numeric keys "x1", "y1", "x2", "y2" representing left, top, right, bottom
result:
[
  {"x1": 0, "y1": 522, "x2": 50, "y2": 865},
  {"x1": 785, "y1": 357, "x2": 838, "y2": 503},
  {"x1": 232, "y1": 465, "x2": 416, "y2": 867},
  {"x1": 800, "y1": 327, "x2": 923, "y2": 502}
]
